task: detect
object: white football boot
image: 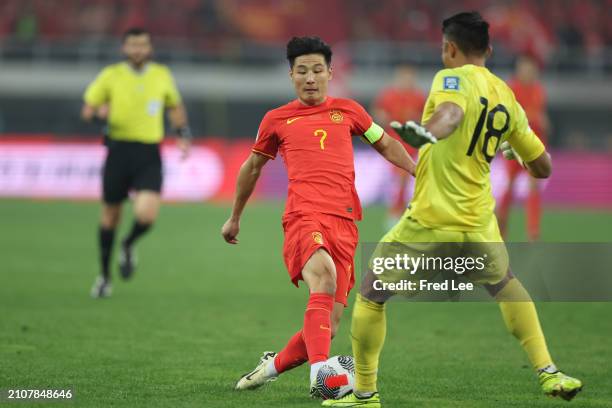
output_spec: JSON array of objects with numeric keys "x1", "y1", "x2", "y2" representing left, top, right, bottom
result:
[
  {"x1": 235, "y1": 351, "x2": 278, "y2": 390},
  {"x1": 90, "y1": 276, "x2": 112, "y2": 298}
]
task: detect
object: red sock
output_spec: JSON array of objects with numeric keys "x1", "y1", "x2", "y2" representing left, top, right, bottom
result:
[
  {"x1": 274, "y1": 330, "x2": 308, "y2": 374},
  {"x1": 303, "y1": 292, "x2": 334, "y2": 364},
  {"x1": 527, "y1": 188, "x2": 541, "y2": 241}
]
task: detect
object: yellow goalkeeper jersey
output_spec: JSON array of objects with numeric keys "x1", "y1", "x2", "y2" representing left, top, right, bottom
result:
[
  {"x1": 409, "y1": 64, "x2": 545, "y2": 231},
  {"x1": 83, "y1": 62, "x2": 181, "y2": 143}
]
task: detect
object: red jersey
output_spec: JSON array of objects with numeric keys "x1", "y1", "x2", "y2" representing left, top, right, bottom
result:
[
  {"x1": 253, "y1": 97, "x2": 378, "y2": 221},
  {"x1": 508, "y1": 78, "x2": 547, "y2": 137},
  {"x1": 373, "y1": 87, "x2": 426, "y2": 125},
  {"x1": 373, "y1": 87, "x2": 426, "y2": 153}
]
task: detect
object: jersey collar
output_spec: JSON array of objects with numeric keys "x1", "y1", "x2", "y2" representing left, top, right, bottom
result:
[
  {"x1": 124, "y1": 62, "x2": 150, "y2": 76},
  {"x1": 294, "y1": 96, "x2": 332, "y2": 109}
]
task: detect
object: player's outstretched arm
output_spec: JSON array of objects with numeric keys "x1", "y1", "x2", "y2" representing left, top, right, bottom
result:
[
  {"x1": 390, "y1": 121, "x2": 437, "y2": 148},
  {"x1": 389, "y1": 102, "x2": 463, "y2": 147},
  {"x1": 422, "y1": 101, "x2": 464, "y2": 140},
  {"x1": 371, "y1": 133, "x2": 416, "y2": 176},
  {"x1": 221, "y1": 152, "x2": 269, "y2": 244}
]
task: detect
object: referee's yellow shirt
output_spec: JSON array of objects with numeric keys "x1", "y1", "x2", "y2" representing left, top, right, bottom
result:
[{"x1": 84, "y1": 62, "x2": 181, "y2": 143}]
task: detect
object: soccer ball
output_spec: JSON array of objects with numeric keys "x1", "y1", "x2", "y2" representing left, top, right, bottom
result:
[{"x1": 313, "y1": 355, "x2": 355, "y2": 400}]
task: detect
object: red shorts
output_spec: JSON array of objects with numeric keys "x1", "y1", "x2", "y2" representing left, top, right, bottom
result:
[{"x1": 282, "y1": 212, "x2": 358, "y2": 306}]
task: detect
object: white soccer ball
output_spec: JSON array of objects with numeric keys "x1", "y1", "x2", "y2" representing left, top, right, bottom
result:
[{"x1": 314, "y1": 355, "x2": 355, "y2": 400}]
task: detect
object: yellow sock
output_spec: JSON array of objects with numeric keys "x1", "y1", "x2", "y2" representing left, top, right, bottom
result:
[
  {"x1": 351, "y1": 294, "x2": 386, "y2": 393},
  {"x1": 496, "y1": 278, "x2": 553, "y2": 370}
]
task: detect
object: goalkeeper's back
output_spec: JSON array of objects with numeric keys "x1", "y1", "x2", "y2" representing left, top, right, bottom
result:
[{"x1": 408, "y1": 64, "x2": 545, "y2": 231}]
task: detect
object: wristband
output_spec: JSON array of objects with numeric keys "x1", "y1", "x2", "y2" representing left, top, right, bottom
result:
[{"x1": 177, "y1": 126, "x2": 192, "y2": 140}]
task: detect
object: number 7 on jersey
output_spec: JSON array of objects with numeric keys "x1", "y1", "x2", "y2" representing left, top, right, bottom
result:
[{"x1": 314, "y1": 129, "x2": 327, "y2": 150}]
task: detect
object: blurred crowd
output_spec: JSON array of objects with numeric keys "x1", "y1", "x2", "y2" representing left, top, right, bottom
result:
[{"x1": 0, "y1": 0, "x2": 610, "y2": 62}]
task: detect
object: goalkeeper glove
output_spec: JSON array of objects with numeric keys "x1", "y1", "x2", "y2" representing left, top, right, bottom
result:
[
  {"x1": 500, "y1": 141, "x2": 524, "y2": 167},
  {"x1": 390, "y1": 120, "x2": 438, "y2": 148}
]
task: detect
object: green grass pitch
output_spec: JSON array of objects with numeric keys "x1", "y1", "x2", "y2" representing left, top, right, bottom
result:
[{"x1": 1, "y1": 200, "x2": 611, "y2": 407}]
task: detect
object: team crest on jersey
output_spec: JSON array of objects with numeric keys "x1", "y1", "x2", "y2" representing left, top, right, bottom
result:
[
  {"x1": 312, "y1": 231, "x2": 324, "y2": 245},
  {"x1": 443, "y1": 76, "x2": 460, "y2": 90},
  {"x1": 329, "y1": 110, "x2": 344, "y2": 123}
]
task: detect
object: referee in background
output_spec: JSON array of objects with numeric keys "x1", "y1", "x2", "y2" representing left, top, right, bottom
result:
[{"x1": 82, "y1": 27, "x2": 192, "y2": 298}]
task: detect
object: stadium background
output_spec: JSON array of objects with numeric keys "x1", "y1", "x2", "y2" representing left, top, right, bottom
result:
[{"x1": 1, "y1": 1, "x2": 611, "y2": 407}]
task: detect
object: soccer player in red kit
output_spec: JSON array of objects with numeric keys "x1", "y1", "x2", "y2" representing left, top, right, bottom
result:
[
  {"x1": 497, "y1": 55, "x2": 549, "y2": 240},
  {"x1": 221, "y1": 36, "x2": 416, "y2": 395},
  {"x1": 372, "y1": 65, "x2": 426, "y2": 226}
]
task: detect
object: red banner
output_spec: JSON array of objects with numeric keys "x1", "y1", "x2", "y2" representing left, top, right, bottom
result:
[{"x1": 1, "y1": 136, "x2": 611, "y2": 208}]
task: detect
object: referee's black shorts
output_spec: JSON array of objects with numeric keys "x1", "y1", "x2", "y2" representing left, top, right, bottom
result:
[{"x1": 102, "y1": 140, "x2": 162, "y2": 204}]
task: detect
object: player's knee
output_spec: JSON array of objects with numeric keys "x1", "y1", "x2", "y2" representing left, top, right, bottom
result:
[
  {"x1": 304, "y1": 249, "x2": 337, "y2": 295},
  {"x1": 134, "y1": 207, "x2": 158, "y2": 225},
  {"x1": 101, "y1": 206, "x2": 121, "y2": 228},
  {"x1": 100, "y1": 215, "x2": 117, "y2": 229},
  {"x1": 359, "y1": 280, "x2": 376, "y2": 300},
  {"x1": 318, "y1": 272, "x2": 337, "y2": 295},
  {"x1": 136, "y1": 213, "x2": 156, "y2": 225},
  {"x1": 134, "y1": 193, "x2": 160, "y2": 224},
  {"x1": 485, "y1": 268, "x2": 515, "y2": 298},
  {"x1": 359, "y1": 270, "x2": 392, "y2": 304},
  {"x1": 320, "y1": 261, "x2": 337, "y2": 294}
]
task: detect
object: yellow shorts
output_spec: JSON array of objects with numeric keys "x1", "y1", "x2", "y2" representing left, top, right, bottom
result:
[{"x1": 369, "y1": 212, "x2": 509, "y2": 290}]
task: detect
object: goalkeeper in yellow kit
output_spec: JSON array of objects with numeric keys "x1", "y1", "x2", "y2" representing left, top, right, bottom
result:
[{"x1": 324, "y1": 12, "x2": 582, "y2": 407}]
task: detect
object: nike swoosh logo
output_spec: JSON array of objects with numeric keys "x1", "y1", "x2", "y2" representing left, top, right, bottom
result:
[
  {"x1": 244, "y1": 367, "x2": 262, "y2": 381},
  {"x1": 320, "y1": 325, "x2": 331, "y2": 331},
  {"x1": 287, "y1": 117, "x2": 304, "y2": 124}
]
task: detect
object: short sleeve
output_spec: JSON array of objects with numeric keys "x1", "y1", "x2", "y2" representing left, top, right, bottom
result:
[
  {"x1": 84, "y1": 67, "x2": 112, "y2": 107},
  {"x1": 428, "y1": 69, "x2": 468, "y2": 112},
  {"x1": 507, "y1": 102, "x2": 545, "y2": 163},
  {"x1": 164, "y1": 68, "x2": 182, "y2": 108},
  {"x1": 348, "y1": 100, "x2": 383, "y2": 144},
  {"x1": 252, "y1": 112, "x2": 279, "y2": 160}
]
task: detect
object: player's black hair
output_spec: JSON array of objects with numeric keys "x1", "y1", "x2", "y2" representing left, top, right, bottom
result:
[
  {"x1": 442, "y1": 12, "x2": 490, "y2": 56},
  {"x1": 122, "y1": 27, "x2": 150, "y2": 42},
  {"x1": 286, "y1": 36, "x2": 332, "y2": 68}
]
